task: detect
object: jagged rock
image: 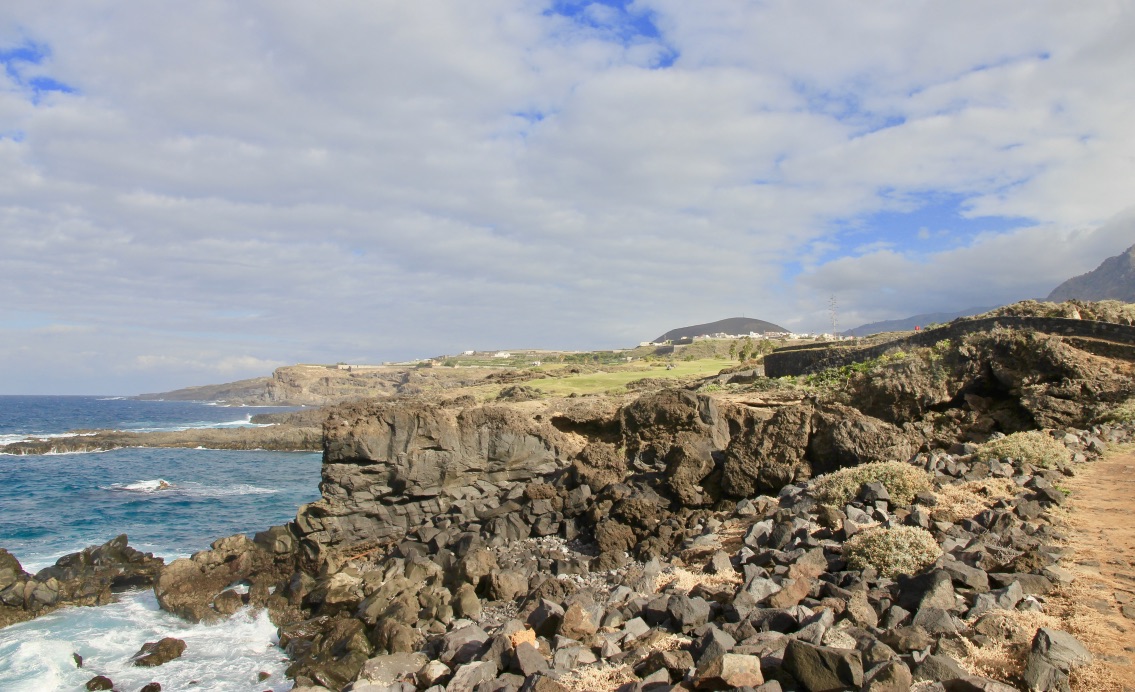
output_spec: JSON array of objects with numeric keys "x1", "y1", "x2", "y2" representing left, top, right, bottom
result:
[
  {"x1": 154, "y1": 534, "x2": 282, "y2": 623},
  {"x1": 664, "y1": 433, "x2": 717, "y2": 506},
  {"x1": 512, "y1": 641, "x2": 549, "y2": 676},
  {"x1": 418, "y1": 660, "x2": 451, "y2": 687},
  {"x1": 286, "y1": 617, "x2": 373, "y2": 689},
  {"x1": 594, "y1": 521, "x2": 636, "y2": 555},
  {"x1": 446, "y1": 660, "x2": 498, "y2": 692},
  {"x1": 85, "y1": 676, "x2": 114, "y2": 691},
  {"x1": 452, "y1": 584, "x2": 481, "y2": 618},
  {"x1": 357, "y1": 653, "x2": 428, "y2": 685},
  {"x1": 942, "y1": 676, "x2": 1019, "y2": 691},
  {"x1": 667, "y1": 595, "x2": 711, "y2": 633},
  {"x1": 440, "y1": 624, "x2": 490, "y2": 666},
  {"x1": 783, "y1": 640, "x2": 864, "y2": 691},
  {"x1": 132, "y1": 637, "x2": 187, "y2": 667},
  {"x1": 968, "y1": 581, "x2": 1024, "y2": 619},
  {"x1": 863, "y1": 659, "x2": 913, "y2": 692},
  {"x1": 0, "y1": 536, "x2": 164, "y2": 628},
  {"x1": 807, "y1": 403, "x2": 915, "y2": 475},
  {"x1": 489, "y1": 570, "x2": 529, "y2": 602},
  {"x1": 913, "y1": 654, "x2": 968, "y2": 684},
  {"x1": 527, "y1": 599, "x2": 565, "y2": 638},
  {"x1": 722, "y1": 405, "x2": 812, "y2": 497},
  {"x1": 1022, "y1": 628, "x2": 1091, "y2": 692},
  {"x1": 559, "y1": 602, "x2": 598, "y2": 640},
  {"x1": 694, "y1": 652, "x2": 764, "y2": 688}
]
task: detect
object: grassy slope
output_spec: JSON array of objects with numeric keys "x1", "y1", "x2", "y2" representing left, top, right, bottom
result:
[{"x1": 526, "y1": 359, "x2": 729, "y2": 395}]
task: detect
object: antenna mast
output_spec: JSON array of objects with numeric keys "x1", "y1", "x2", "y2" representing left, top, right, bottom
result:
[{"x1": 829, "y1": 294, "x2": 838, "y2": 337}]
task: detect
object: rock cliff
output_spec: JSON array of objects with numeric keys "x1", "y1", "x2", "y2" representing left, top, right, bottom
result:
[{"x1": 127, "y1": 308, "x2": 1135, "y2": 690}]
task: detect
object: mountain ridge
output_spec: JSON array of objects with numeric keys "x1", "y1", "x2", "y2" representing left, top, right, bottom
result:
[
  {"x1": 653, "y1": 317, "x2": 788, "y2": 343},
  {"x1": 842, "y1": 307, "x2": 995, "y2": 338},
  {"x1": 1047, "y1": 243, "x2": 1135, "y2": 302}
]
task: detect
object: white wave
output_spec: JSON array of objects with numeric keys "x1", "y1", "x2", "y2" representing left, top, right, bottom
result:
[
  {"x1": 0, "y1": 431, "x2": 98, "y2": 446},
  {"x1": 106, "y1": 479, "x2": 174, "y2": 493},
  {"x1": 101, "y1": 480, "x2": 277, "y2": 497},
  {"x1": 1, "y1": 448, "x2": 113, "y2": 457},
  {"x1": 96, "y1": 397, "x2": 127, "y2": 401},
  {"x1": 0, "y1": 590, "x2": 290, "y2": 691},
  {"x1": 121, "y1": 417, "x2": 276, "y2": 434}
]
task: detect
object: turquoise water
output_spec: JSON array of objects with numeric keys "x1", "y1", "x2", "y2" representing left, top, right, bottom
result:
[{"x1": 0, "y1": 397, "x2": 324, "y2": 690}]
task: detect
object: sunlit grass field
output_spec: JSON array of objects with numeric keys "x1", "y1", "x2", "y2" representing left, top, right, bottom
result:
[{"x1": 525, "y1": 358, "x2": 730, "y2": 395}]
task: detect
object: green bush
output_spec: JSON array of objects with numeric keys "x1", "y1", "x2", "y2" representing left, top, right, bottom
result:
[
  {"x1": 976, "y1": 431, "x2": 1071, "y2": 469},
  {"x1": 813, "y1": 461, "x2": 932, "y2": 507},
  {"x1": 844, "y1": 526, "x2": 942, "y2": 577},
  {"x1": 1099, "y1": 398, "x2": 1135, "y2": 424}
]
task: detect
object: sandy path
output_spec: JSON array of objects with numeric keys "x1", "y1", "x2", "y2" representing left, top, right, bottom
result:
[{"x1": 1055, "y1": 448, "x2": 1135, "y2": 690}]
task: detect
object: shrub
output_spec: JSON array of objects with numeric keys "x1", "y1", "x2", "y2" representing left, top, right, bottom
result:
[
  {"x1": 1098, "y1": 397, "x2": 1135, "y2": 424},
  {"x1": 931, "y1": 478, "x2": 1018, "y2": 523},
  {"x1": 813, "y1": 461, "x2": 932, "y2": 507},
  {"x1": 976, "y1": 431, "x2": 1071, "y2": 469},
  {"x1": 844, "y1": 526, "x2": 942, "y2": 577}
]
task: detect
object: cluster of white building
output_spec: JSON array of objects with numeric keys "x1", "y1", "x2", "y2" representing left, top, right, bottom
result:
[{"x1": 640, "y1": 331, "x2": 851, "y2": 347}]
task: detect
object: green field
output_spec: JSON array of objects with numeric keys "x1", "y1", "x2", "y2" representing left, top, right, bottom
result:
[{"x1": 526, "y1": 358, "x2": 729, "y2": 395}]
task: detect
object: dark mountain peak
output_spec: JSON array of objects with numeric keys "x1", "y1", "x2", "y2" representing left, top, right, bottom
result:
[
  {"x1": 653, "y1": 317, "x2": 788, "y2": 343},
  {"x1": 1047, "y1": 244, "x2": 1135, "y2": 302}
]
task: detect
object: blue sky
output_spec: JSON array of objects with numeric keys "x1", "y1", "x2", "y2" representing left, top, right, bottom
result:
[{"x1": 1, "y1": 1, "x2": 1134, "y2": 393}]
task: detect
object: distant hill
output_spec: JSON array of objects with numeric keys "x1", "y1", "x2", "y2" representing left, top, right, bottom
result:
[
  {"x1": 842, "y1": 307, "x2": 995, "y2": 338},
  {"x1": 653, "y1": 317, "x2": 788, "y2": 343},
  {"x1": 1047, "y1": 244, "x2": 1135, "y2": 302}
]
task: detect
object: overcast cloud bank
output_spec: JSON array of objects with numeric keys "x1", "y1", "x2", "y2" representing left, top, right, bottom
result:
[{"x1": 2, "y1": 1, "x2": 1134, "y2": 393}]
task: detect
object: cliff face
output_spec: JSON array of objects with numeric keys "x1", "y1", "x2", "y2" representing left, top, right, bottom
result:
[
  {"x1": 1048, "y1": 243, "x2": 1135, "y2": 302},
  {"x1": 138, "y1": 364, "x2": 520, "y2": 406},
  {"x1": 291, "y1": 321, "x2": 1135, "y2": 568}
]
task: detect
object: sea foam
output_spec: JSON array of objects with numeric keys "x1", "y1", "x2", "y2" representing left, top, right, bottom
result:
[{"x1": 0, "y1": 591, "x2": 290, "y2": 691}]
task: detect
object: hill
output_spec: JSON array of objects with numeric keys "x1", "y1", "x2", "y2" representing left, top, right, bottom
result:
[
  {"x1": 653, "y1": 317, "x2": 787, "y2": 343},
  {"x1": 1047, "y1": 243, "x2": 1135, "y2": 302},
  {"x1": 842, "y1": 306, "x2": 995, "y2": 337}
]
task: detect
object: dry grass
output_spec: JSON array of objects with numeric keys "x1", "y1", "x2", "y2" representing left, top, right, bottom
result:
[
  {"x1": 653, "y1": 565, "x2": 742, "y2": 593},
  {"x1": 958, "y1": 637, "x2": 1026, "y2": 682},
  {"x1": 931, "y1": 477, "x2": 1019, "y2": 523},
  {"x1": 976, "y1": 430, "x2": 1072, "y2": 469},
  {"x1": 557, "y1": 662, "x2": 638, "y2": 692},
  {"x1": 813, "y1": 461, "x2": 932, "y2": 507}
]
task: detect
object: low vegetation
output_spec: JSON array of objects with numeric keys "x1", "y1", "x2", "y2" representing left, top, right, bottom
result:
[
  {"x1": 932, "y1": 478, "x2": 1019, "y2": 523},
  {"x1": 976, "y1": 431, "x2": 1072, "y2": 469},
  {"x1": 813, "y1": 461, "x2": 932, "y2": 507},
  {"x1": 1098, "y1": 397, "x2": 1135, "y2": 424},
  {"x1": 843, "y1": 525, "x2": 942, "y2": 577},
  {"x1": 525, "y1": 359, "x2": 727, "y2": 396}
]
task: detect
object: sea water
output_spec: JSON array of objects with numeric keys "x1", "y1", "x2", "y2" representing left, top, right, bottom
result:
[{"x1": 0, "y1": 396, "x2": 324, "y2": 691}]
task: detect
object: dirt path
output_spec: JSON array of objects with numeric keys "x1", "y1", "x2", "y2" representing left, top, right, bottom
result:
[{"x1": 1054, "y1": 448, "x2": 1135, "y2": 690}]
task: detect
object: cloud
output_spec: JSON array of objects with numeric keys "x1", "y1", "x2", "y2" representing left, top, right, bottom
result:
[{"x1": 1, "y1": 1, "x2": 1135, "y2": 392}]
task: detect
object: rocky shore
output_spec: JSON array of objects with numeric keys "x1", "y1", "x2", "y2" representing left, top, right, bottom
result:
[
  {"x1": 4, "y1": 305, "x2": 1135, "y2": 691},
  {"x1": 0, "y1": 409, "x2": 326, "y2": 455}
]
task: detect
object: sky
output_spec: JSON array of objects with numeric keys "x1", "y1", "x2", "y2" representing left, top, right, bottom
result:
[{"x1": 2, "y1": 1, "x2": 1135, "y2": 394}]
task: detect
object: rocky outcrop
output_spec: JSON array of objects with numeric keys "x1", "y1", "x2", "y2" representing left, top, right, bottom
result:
[
  {"x1": 153, "y1": 530, "x2": 299, "y2": 623},
  {"x1": 0, "y1": 535, "x2": 163, "y2": 628},
  {"x1": 0, "y1": 424, "x2": 323, "y2": 455},
  {"x1": 294, "y1": 400, "x2": 584, "y2": 555},
  {"x1": 134, "y1": 315, "x2": 1135, "y2": 690}
]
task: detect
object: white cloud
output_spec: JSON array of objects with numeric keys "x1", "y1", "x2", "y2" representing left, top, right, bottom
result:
[{"x1": 1, "y1": 1, "x2": 1135, "y2": 392}]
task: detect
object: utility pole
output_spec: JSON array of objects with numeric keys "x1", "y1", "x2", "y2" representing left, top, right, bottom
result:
[{"x1": 829, "y1": 294, "x2": 838, "y2": 337}]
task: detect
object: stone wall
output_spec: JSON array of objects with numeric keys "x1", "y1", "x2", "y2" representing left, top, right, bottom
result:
[{"x1": 764, "y1": 316, "x2": 1135, "y2": 377}]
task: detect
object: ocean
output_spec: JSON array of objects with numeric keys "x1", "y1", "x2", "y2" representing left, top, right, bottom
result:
[{"x1": 0, "y1": 396, "x2": 324, "y2": 691}]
